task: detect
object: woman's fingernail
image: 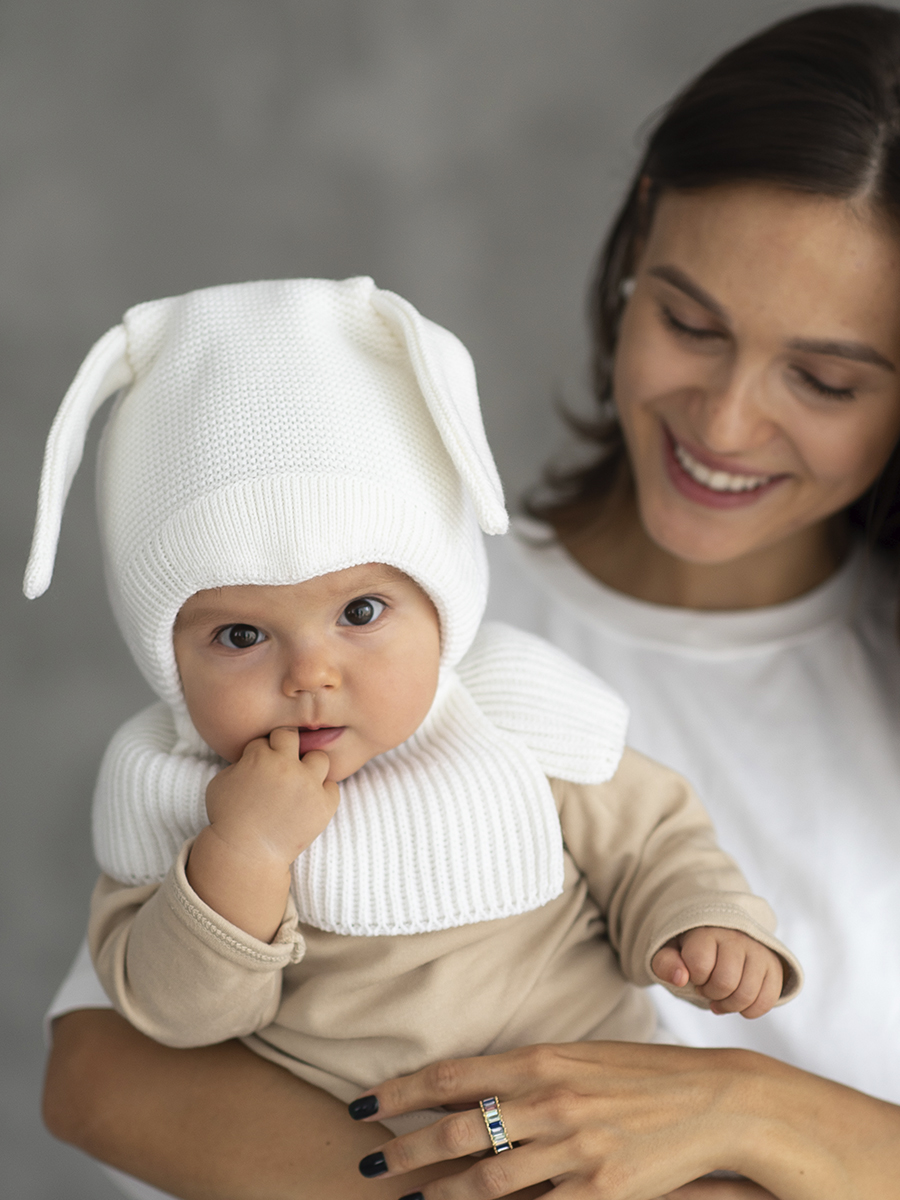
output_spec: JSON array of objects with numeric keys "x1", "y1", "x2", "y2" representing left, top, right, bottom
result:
[
  {"x1": 348, "y1": 1094, "x2": 379, "y2": 1119},
  {"x1": 358, "y1": 1151, "x2": 388, "y2": 1177},
  {"x1": 398, "y1": 1194, "x2": 425, "y2": 1200}
]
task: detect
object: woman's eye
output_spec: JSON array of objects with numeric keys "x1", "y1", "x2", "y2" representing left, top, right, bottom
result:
[
  {"x1": 338, "y1": 597, "x2": 386, "y2": 627},
  {"x1": 792, "y1": 366, "x2": 856, "y2": 401},
  {"x1": 216, "y1": 624, "x2": 265, "y2": 649},
  {"x1": 661, "y1": 305, "x2": 724, "y2": 341}
]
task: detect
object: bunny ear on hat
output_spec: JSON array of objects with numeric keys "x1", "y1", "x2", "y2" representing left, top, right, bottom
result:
[
  {"x1": 23, "y1": 324, "x2": 133, "y2": 599},
  {"x1": 371, "y1": 288, "x2": 508, "y2": 537}
]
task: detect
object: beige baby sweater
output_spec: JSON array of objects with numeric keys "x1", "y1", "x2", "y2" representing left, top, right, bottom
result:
[{"x1": 89, "y1": 747, "x2": 802, "y2": 1108}]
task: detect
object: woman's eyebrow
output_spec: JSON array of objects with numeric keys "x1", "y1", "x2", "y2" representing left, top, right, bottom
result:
[
  {"x1": 786, "y1": 337, "x2": 895, "y2": 372},
  {"x1": 649, "y1": 265, "x2": 896, "y2": 372},
  {"x1": 647, "y1": 265, "x2": 729, "y2": 320}
]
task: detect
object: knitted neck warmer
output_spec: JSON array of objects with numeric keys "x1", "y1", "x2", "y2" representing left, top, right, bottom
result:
[{"x1": 93, "y1": 623, "x2": 629, "y2": 936}]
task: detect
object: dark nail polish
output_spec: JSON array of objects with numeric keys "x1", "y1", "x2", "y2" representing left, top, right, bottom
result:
[
  {"x1": 398, "y1": 1193, "x2": 425, "y2": 1200},
  {"x1": 358, "y1": 1151, "x2": 388, "y2": 1178},
  {"x1": 348, "y1": 1094, "x2": 379, "y2": 1120}
]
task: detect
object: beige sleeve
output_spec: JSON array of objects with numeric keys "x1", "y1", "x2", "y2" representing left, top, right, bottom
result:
[
  {"x1": 555, "y1": 748, "x2": 803, "y2": 1006},
  {"x1": 88, "y1": 838, "x2": 306, "y2": 1047}
]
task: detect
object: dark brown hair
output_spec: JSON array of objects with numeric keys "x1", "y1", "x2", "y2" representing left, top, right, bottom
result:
[{"x1": 533, "y1": 3, "x2": 900, "y2": 552}]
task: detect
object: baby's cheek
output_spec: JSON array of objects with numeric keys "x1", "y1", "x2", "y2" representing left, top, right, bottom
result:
[
  {"x1": 189, "y1": 699, "x2": 260, "y2": 764},
  {"x1": 394, "y1": 683, "x2": 438, "y2": 741},
  {"x1": 360, "y1": 696, "x2": 429, "y2": 761}
]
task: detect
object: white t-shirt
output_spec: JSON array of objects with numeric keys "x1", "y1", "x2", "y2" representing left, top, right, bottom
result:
[{"x1": 485, "y1": 522, "x2": 900, "y2": 1105}]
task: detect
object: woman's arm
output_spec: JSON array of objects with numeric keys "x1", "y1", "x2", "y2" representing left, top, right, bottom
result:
[
  {"x1": 349, "y1": 1041, "x2": 900, "y2": 1199},
  {"x1": 44, "y1": 1009, "x2": 395, "y2": 1199},
  {"x1": 665, "y1": 1185, "x2": 775, "y2": 1199},
  {"x1": 43, "y1": 1010, "x2": 555, "y2": 1200}
]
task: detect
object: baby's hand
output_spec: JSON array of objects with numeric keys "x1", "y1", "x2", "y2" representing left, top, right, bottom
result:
[
  {"x1": 205, "y1": 727, "x2": 340, "y2": 868},
  {"x1": 186, "y1": 729, "x2": 340, "y2": 942},
  {"x1": 651, "y1": 927, "x2": 784, "y2": 1019}
]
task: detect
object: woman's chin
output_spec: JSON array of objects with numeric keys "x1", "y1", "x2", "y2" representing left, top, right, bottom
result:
[
  {"x1": 639, "y1": 502, "x2": 776, "y2": 568},
  {"x1": 629, "y1": 442, "x2": 803, "y2": 568}
]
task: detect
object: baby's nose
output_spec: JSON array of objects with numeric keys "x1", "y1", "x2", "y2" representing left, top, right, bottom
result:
[{"x1": 282, "y1": 647, "x2": 340, "y2": 694}]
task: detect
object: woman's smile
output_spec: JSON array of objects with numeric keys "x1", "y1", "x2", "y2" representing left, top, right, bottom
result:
[{"x1": 664, "y1": 425, "x2": 785, "y2": 508}]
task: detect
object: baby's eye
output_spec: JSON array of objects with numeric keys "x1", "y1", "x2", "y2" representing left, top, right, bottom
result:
[
  {"x1": 216, "y1": 624, "x2": 265, "y2": 649},
  {"x1": 338, "y1": 597, "x2": 386, "y2": 627}
]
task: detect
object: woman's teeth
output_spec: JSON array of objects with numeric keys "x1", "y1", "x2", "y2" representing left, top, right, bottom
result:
[{"x1": 674, "y1": 441, "x2": 773, "y2": 493}]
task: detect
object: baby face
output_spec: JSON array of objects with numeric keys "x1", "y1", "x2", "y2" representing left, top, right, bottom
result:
[{"x1": 173, "y1": 564, "x2": 441, "y2": 782}]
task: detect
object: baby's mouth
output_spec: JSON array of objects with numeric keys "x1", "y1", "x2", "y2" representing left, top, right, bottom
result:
[{"x1": 297, "y1": 726, "x2": 345, "y2": 754}]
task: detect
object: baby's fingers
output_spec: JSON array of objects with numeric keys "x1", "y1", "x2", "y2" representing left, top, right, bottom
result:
[
  {"x1": 707, "y1": 949, "x2": 783, "y2": 1017},
  {"x1": 298, "y1": 747, "x2": 331, "y2": 783},
  {"x1": 267, "y1": 726, "x2": 302, "y2": 757},
  {"x1": 728, "y1": 956, "x2": 783, "y2": 1020},
  {"x1": 651, "y1": 944, "x2": 691, "y2": 988},
  {"x1": 704, "y1": 948, "x2": 764, "y2": 1011},
  {"x1": 267, "y1": 729, "x2": 331, "y2": 781},
  {"x1": 676, "y1": 928, "x2": 721, "y2": 988}
]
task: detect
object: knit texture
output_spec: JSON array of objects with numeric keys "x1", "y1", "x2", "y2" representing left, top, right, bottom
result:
[
  {"x1": 25, "y1": 278, "x2": 507, "y2": 707},
  {"x1": 458, "y1": 622, "x2": 629, "y2": 783},
  {"x1": 93, "y1": 623, "x2": 629, "y2": 936}
]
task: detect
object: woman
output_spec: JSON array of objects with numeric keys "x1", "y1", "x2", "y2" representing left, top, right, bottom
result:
[{"x1": 43, "y1": 6, "x2": 900, "y2": 1198}]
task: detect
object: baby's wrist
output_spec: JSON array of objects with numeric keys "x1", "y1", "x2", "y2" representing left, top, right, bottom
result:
[
  {"x1": 186, "y1": 825, "x2": 294, "y2": 942},
  {"x1": 198, "y1": 817, "x2": 298, "y2": 875}
]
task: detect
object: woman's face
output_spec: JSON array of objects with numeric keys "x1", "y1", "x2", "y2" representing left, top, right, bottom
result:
[{"x1": 614, "y1": 183, "x2": 900, "y2": 565}]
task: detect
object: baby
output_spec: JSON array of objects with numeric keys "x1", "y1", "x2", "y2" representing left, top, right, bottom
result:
[{"x1": 25, "y1": 277, "x2": 800, "y2": 1151}]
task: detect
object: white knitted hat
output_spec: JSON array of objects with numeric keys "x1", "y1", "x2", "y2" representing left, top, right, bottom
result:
[{"x1": 24, "y1": 277, "x2": 507, "y2": 709}]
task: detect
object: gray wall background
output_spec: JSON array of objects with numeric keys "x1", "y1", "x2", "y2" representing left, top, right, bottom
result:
[{"x1": 2, "y1": 2, "x2": 882, "y2": 1195}]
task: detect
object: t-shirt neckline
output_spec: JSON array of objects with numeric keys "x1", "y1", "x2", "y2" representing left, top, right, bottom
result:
[{"x1": 509, "y1": 516, "x2": 868, "y2": 653}]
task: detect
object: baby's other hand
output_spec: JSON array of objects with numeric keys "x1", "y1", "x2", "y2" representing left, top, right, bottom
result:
[
  {"x1": 205, "y1": 727, "x2": 340, "y2": 869},
  {"x1": 651, "y1": 927, "x2": 784, "y2": 1019}
]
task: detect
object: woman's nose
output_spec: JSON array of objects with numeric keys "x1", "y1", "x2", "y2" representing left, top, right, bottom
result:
[{"x1": 692, "y1": 363, "x2": 775, "y2": 454}]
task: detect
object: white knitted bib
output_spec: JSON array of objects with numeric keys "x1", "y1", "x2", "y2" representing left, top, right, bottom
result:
[{"x1": 93, "y1": 623, "x2": 628, "y2": 936}]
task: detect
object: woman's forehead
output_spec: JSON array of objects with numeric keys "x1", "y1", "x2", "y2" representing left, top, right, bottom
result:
[{"x1": 642, "y1": 183, "x2": 900, "y2": 345}]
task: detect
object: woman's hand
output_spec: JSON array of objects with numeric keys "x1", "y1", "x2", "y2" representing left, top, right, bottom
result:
[
  {"x1": 348, "y1": 1041, "x2": 760, "y2": 1198},
  {"x1": 354, "y1": 1040, "x2": 900, "y2": 1199}
]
